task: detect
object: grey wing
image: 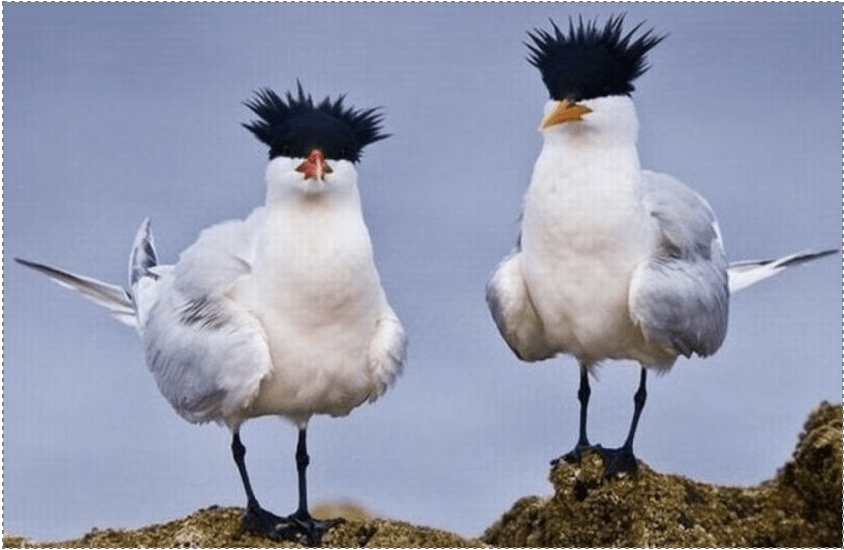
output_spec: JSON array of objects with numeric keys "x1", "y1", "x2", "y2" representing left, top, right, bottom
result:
[
  {"x1": 486, "y1": 249, "x2": 555, "y2": 362},
  {"x1": 141, "y1": 218, "x2": 271, "y2": 426},
  {"x1": 143, "y1": 284, "x2": 271, "y2": 426},
  {"x1": 629, "y1": 171, "x2": 729, "y2": 360}
]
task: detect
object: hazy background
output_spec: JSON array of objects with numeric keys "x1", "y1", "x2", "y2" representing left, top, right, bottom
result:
[{"x1": 5, "y1": 3, "x2": 840, "y2": 541}]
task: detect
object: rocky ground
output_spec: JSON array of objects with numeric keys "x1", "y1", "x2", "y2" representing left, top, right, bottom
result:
[{"x1": 5, "y1": 402, "x2": 840, "y2": 548}]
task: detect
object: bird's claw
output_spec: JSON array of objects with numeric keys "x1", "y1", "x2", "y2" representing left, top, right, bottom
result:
[
  {"x1": 595, "y1": 444, "x2": 638, "y2": 477},
  {"x1": 288, "y1": 514, "x2": 344, "y2": 547},
  {"x1": 550, "y1": 443, "x2": 638, "y2": 478},
  {"x1": 243, "y1": 505, "x2": 343, "y2": 546},
  {"x1": 550, "y1": 442, "x2": 593, "y2": 466},
  {"x1": 242, "y1": 504, "x2": 288, "y2": 538}
]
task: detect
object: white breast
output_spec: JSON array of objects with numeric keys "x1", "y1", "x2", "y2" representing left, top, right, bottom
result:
[
  {"x1": 520, "y1": 121, "x2": 657, "y2": 364},
  {"x1": 241, "y1": 197, "x2": 384, "y2": 425}
]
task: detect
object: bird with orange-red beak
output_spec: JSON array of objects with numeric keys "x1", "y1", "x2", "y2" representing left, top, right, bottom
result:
[{"x1": 16, "y1": 83, "x2": 405, "y2": 545}]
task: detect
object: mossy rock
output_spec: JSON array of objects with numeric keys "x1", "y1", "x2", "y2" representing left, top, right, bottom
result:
[
  {"x1": 484, "y1": 401, "x2": 842, "y2": 547},
  {"x1": 3, "y1": 505, "x2": 485, "y2": 548}
]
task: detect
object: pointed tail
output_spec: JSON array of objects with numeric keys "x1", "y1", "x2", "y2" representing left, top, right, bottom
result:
[
  {"x1": 728, "y1": 249, "x2": 837, "y2": 294},
  {"x1": 15, "y1": 218, "x2": 159, "y2": 329},
  {"x1": 15, "y1": 257, "x2": 137, "y2": 327}
]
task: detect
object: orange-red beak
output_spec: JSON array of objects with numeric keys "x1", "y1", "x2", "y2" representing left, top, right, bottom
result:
[
  {"x1": 540, "y1": 100, "x2": 592, "y2": 128},
  {"x1": 296, "y1": 150, "x2": 333, "y2": 180}
]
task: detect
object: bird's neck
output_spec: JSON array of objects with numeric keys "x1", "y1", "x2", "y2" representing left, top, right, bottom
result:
[
  {"x1": 533, "y1": 135, "x2": 643, "y2": 201},
  {"x1": 523, "y1": 132, "x2": 650, "y2": 259},
  {"x1": 264, "y1": 180, "x2": 364, "y2": 218}
]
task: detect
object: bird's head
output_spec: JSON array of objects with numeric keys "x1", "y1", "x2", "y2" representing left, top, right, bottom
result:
[
  {"x1": 243, "y1": 83, "x2": 389, "y2": 199},
  {"x1": 526, "y1": 15, "x2": 665, "y2": 131}
]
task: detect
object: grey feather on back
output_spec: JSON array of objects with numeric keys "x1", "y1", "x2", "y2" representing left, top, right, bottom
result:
[
  {"x1": 142, "y1": 289, "x2": 271, "y2": 425},
  {"x1": 179, "y1": 295, "x2": 232, "y2": 331},
  {"x1": 146, "y1": 338, "x2": 228, "y2": 423},
  {"x1": 630, "y1": 171, "x2": 729, "y2": 359}
]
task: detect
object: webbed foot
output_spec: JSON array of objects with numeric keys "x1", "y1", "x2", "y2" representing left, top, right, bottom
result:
[
  {"x1": 243, "y1": 504, "x2": 343, "y2": 546},
  {"x1": 550, "y1": 442, "x2": 593, "y2": 467},
  {"x1": 595, "y1": 444, "x2": 638, "y2": 477}
]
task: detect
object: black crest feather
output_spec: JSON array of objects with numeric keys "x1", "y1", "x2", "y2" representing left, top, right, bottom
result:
[
  {"x1": 242, "y1": 82, "x2": 389, "y2": 163},
  {"x1": 526, "y1": 15, "x2": 666, "y2": 101}
]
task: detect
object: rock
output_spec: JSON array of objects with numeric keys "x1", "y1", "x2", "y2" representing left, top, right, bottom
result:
[
  {"x1": 5, "y1": 402, "x2": 839, "y2": 548},
  {"x1": 777, "y1": 400, "x2": 843, "y2": 545},
  {"x1": 2, "y1": 506, "x2": 485, "y2": 548},
  {"x1": 483, "y1": 401, "x2": 842, "y2": 547},
  {"x1": 322, "y1": 519, "x2": 486, "y2": 547}
]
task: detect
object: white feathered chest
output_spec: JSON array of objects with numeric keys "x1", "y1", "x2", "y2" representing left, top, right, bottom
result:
[{"x1": 248, "y1": 199, "x2": 381, "y2": 333}]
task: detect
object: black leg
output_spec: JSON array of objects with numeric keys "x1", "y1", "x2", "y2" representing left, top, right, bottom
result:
[
  {"x1": 232, "y1": 432, "x2": 288, "y2": 537},
  {"x1": 295, "y1": 428, "x2": 310, "y2": 517},
  {"x1": 575, "y1": 365, "x2": 592, "y2": 450},
  {"x1": 552, "y1": 364, "x2": 593, "y2": 466},
  {"x1": 232, "y1": 432, "x2": 256, "y2": 505},
  {"x1": 623, "y1": 367, "x2": 648, "y2": 451},
  {"x1": 286, "y1": 428, "x2": 343, "y2": 546},
  {"x1": 233, "y1": 429, "x2": 341, "y2": 546},
  {"x1": 596, "y1": 367, "x2": 648, "y2": 476}
]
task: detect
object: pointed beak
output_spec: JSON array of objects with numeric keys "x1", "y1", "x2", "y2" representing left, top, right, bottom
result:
[
  {"x1": 296, "y1": 150, "x2": 333, "y2": 181},
  {"x1": 540, "y1": 100, "x2": 592, "y2": 129}
]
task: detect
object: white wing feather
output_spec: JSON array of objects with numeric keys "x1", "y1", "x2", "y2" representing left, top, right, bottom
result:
[
  {"x1": 486, "y1": 249, "x2": 555, "y2": 362},
  {"x1": 142, "y1": 215, "x2": 271, "y2": 426},
  {"x1": 365, "y1": 292, "x2": 407, "y2": 403},
  {"x1": 18, "y1": 217, "x2": 273, "y2": 428}
]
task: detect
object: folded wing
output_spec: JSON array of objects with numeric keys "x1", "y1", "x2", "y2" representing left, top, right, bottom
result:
[
  {"x1": 486, "y1": 247, "x2": 556, "y2": 362},
  {"x1": 142, "y1": 216, "x2": 272, "y2": 427},
  {"x1": 629, "y1": 171, "x2": 729, "y2": 361}
]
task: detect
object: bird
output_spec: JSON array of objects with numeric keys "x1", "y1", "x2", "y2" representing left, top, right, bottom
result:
[
  {"x1": 485, "y1": 15, "x2": 835, "y2": 477},
  {"x1": 16, "y1": 83, "x2": 407, "y2": 545}
]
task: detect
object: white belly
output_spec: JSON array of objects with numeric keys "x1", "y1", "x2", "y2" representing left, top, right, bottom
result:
[
  {"x1": 521, "y1": 160, "x2": 656, "y2": 364},
  {"x1": 242, "y1": 206, "x2": 383, "y2": 425}
]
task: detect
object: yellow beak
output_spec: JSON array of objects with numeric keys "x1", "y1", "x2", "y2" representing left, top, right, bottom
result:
[{"x1": 540, "y1": 101, "x2": 593, "y2": 129}]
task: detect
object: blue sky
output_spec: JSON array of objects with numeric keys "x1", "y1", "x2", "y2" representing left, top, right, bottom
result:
[{"x1": 5, "y1": 3, "x2": 841, "y2": 541}]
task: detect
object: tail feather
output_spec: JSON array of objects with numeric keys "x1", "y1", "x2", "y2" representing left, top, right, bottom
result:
[
  {"x1": 15, "y1": 257, "x2": 137, "y2": 327},
  {"x1": 728, "y1": 248, "x2": 837, "y2": 293},
  {"x1": 129, "y1": 217, "x2": 158, "y2": 287},
  {"x1": 128, "y1": 218, "x2": 163, "y2": 328}
]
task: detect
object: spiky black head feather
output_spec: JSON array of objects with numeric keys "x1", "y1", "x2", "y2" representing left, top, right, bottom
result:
[
  {"x1": 526, "y1": 15, "x2": 666, "y2": 102},
  {"x1": 242, "y1": 83, "x2": 389, "y2": 163}
]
